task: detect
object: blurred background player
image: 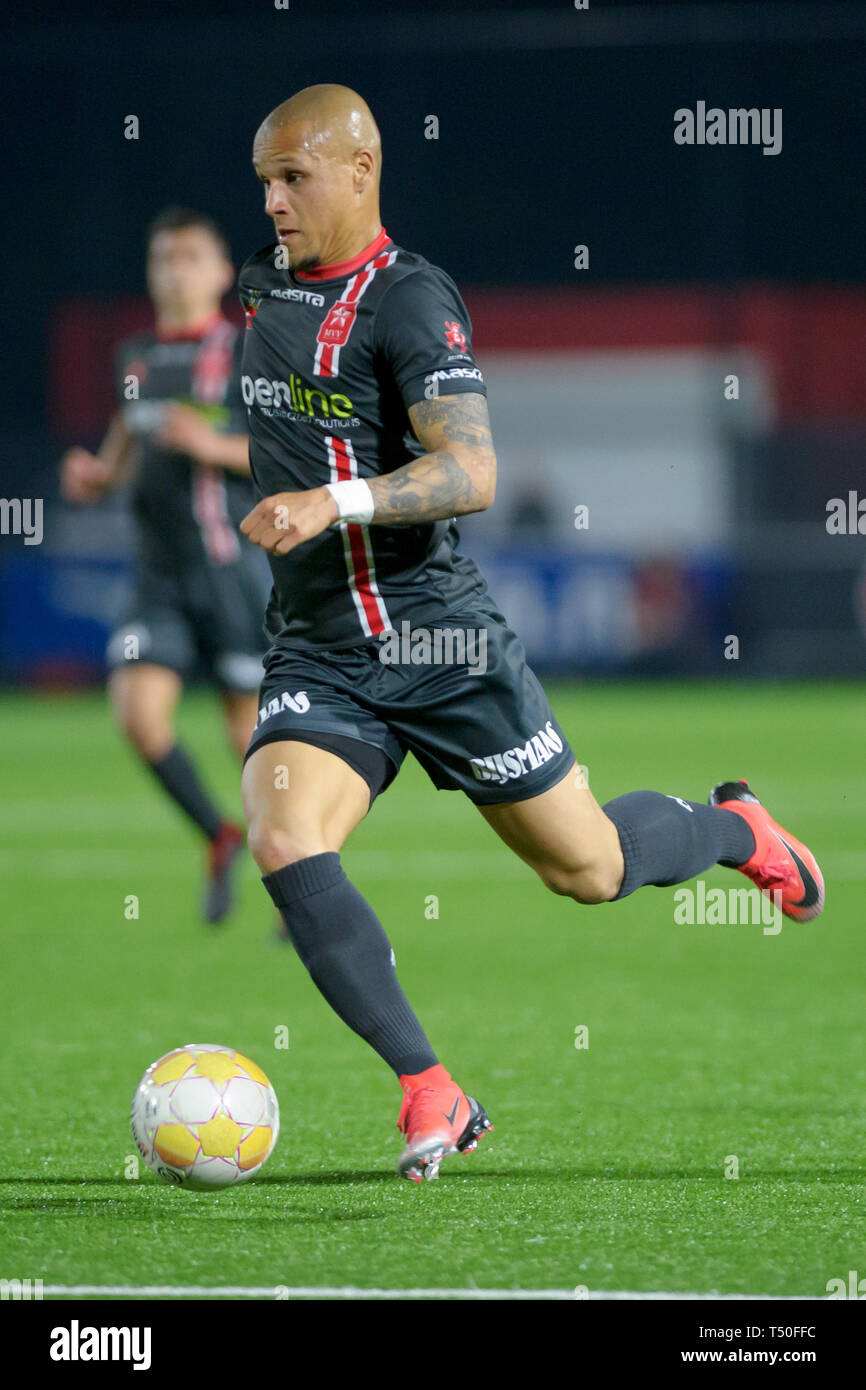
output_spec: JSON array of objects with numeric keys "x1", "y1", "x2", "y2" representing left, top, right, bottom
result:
[{"x1": 60, "y1": 207, "x2": 271, "y2": 923}]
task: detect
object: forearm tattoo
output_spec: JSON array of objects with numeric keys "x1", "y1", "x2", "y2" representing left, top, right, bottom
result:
[{"x1": 368, "y1": 394, "x2": 495, "y2": 523}]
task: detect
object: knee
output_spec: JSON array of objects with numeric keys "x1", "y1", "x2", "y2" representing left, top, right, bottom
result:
[
  {"x1": 538, "y1": 856, "x2": 623, "y2": 905},
  {"x1": 113, "y1": 703, "x2": 173, "y2": 762},
  {"x1": 246, "y1": 818, "x2": 327, "y2": 875}
]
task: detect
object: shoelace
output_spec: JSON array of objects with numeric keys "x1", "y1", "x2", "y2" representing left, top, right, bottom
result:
[
  {"x1": 749, "y1": 856, "x2": 797, "y2": 894},
  {"x1": 397, "y1": 1085, "x2": 456, "y2": 1137}
]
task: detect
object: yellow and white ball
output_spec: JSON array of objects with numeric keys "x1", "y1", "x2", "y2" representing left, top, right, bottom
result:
[{"x1": 131, "y1": 1044, "x2": 279, "y2": 1189}]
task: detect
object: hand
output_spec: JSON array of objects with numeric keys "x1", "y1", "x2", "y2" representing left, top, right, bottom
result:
[
  {"x1": 240, "y1": 487, "x2": 339, "y2": 556},
  {"x1": 156, "y1": 403, "x2": 219, "y2": 464},
  {"x1": 59, "y1": 446, "x2": 114, "y2": 502}
]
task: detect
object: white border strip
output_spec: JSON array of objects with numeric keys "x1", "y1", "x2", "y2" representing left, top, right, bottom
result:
[{"x1": 40, "y1": 1284, "x2": 827, "y2": 1301}]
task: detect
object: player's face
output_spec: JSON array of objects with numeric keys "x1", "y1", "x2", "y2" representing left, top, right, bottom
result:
[
  {"x1": 253, "y1": 123, "x2": 357, "y2": 271},
  {"x1": 146, "y1": 228, "x2": 233, "y2": 318}
]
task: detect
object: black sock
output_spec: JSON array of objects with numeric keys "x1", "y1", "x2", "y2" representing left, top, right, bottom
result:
[
  {"x1": 603, "y1": 791, "x2": 756, "y2": 900},
  {"x1": 263, "y1": 852, "x2": 438, "y2": 1077},
  {"x1": 147, "y1": 744, "x2": 223, "y2": 841}
]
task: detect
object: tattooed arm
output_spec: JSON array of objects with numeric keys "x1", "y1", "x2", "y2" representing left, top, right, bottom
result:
[
  {"x1": 367, "y1": 393, "x2": 496, "y2": 522},
  {"x1": 241, "y1": 393, "x2": 496, "y2": 556}
]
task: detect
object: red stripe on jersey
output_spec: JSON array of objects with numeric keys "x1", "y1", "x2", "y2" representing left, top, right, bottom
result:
[
  {"x1": 314, "y1": 249, "x2": 398, "y2": 378},
  {"x1": 328, "y1": 436, "x2": 389, "y2": 637},
  {"x1": 192, "y1": 318, "x2": 234, "y2": 404},
  {"x1": 190, "y1": 320, "x2": 240, "y2": 562},
  {"x1": 193, "y1": 465, "x2": 239, "y2": 564}
]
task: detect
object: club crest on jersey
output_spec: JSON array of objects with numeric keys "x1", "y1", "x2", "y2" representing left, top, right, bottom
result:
[
  {"x1": 444, "y1": 319, "x2": 467, "y2": 353},
  {"x1": 318, "y1": 300, "x2": 358, "y2": 347},
  {"x1": 243, "y1": 293, "x2": 263, "y2": 328}
]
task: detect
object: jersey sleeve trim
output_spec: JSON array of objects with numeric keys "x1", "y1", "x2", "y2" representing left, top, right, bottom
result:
[{"x1": 373, "y1": 266, "x2": 487, "y2": 410}]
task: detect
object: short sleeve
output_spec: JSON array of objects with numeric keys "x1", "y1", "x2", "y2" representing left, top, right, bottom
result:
[
  {"x1": 374, "y1": 266, "x2": 486, "y2": 410},
  {"x1": 223, "y1": 330, "x2": 249, "y2": 434}
]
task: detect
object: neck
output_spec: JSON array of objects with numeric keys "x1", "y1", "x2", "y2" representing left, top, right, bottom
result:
[
  {"x1": 296, "y1": 223, "x2": 390, "y2": 282},
  {"x1": 154, "y1": 307, "x2": 224, "y2": 340},
  {"x1": 326, "y1": 218, "x2": 383, "y2": 264}
]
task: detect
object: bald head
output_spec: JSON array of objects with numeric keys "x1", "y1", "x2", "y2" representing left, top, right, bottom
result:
[
  {"x1": 252, "y1": 86, "x2": 384, "y2": 271},
  {"x1": 257, "y1": 84, "x2": 381, "y2": 178}
]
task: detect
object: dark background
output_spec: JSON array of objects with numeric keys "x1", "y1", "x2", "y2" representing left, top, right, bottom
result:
[
  {"x1": 2, "y1": 0, "x2": 865, "y2": 679},
  {"x1": 5, "y1": 0, "x2": 865, "y2": 428}
]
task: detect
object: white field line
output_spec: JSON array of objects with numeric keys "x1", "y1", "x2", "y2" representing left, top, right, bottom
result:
[
  {"x1": 39, "y1": 1283, "x2": 828, "y2": 1301},
  {"x1": 1, "y1": 850, "x2": 865, "y2": 881}
]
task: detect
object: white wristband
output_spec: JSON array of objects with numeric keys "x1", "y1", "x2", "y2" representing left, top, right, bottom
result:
[{"x1": 325, "y1": 478, "x2": 375, "y2": 525}]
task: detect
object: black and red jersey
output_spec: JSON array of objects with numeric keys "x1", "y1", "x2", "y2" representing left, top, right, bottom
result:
[
  {"x1": 237, "y1": 227, "x2": 491, "y2": 648},
  {"x1": 115, "y1": 315, "x2": 254, "y2": 571}
]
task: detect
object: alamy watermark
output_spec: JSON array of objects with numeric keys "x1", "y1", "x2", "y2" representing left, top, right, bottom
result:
[
  {"x1": 49, "y1": 1321, "x2": 152, "y2": 1370},
  {"x1": 1, "y1": 1277, "x2": 43, "y2": 1300},
  {"x1": 826, "y1": 1269, "x2": 866, "y2": 1299},
  {"x1": 378, "y1": 621, "x2": 487, "y2": 674},
  {"x1": 826, "y1": 491, "x2": 866, "y2": 534},
  {"x1": 0, "y1": 498, "x2": 43, "y2": 545},
  {"x1": 674, "y1": 881, "x2": 783, "y2": 935},
  {"x1": 674, "y1": 103, "x2": 782, "y2": 156}
]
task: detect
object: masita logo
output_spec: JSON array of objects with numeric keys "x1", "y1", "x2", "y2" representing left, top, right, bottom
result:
[
  {"x1": 269, "y1": 287, "x2": 325, "y2": 306},
  {"x1": 423, "y1": 366, "x2": 484, "y2": 399},
  {"x1": 470, "y1": 721, "x2": 564, "y2": 785},
  {"x1": 49, "y1": 1320, "x2": 152, "y2": 1371},
  {"x1": 425, "y1": 367, "x2": 483, "y2": 385},
  {"x1": 258, "y1": 689, "x2": 311, "y2": 724}
]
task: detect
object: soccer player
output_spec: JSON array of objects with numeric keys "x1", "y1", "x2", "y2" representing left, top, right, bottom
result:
[
  {"x1": 60, "y1": 208, "x2": 271, "y2": 923},
  {"x1": 238, "y1": 86, "x2": 825, "y2": 1182}
]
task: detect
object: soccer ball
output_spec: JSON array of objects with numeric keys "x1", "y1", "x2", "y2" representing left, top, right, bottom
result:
[{"x1": 130, "y1": 1043, "x2": 279, "y2": 1190}]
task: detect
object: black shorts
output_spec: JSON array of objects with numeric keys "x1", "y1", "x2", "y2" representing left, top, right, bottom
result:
[
  {"x1": 106, "y1": 560, "x2": 269, "y2": 694},
  {"x1": 244, "y1": 598, "x2": 576, "y2": 806}
]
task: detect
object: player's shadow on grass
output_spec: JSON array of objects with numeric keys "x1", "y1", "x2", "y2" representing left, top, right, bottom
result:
[
  {"x1": 0, "y1": 1172, "x2": 395, "y2": 1187},
  {"x1": 3, "y1": 1199, "x2": 388, "y2": 1224},
  {"x1": 462, "y1": 1166, "x2": 866, "y2": 1183},
  {"x1": 3, "y1": 1166, "x2": 865, "y2": 1187}
]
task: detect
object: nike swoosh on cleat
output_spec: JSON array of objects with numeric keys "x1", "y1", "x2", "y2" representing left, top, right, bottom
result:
[
  {"x1": 441, "y1": 1097, "x2": 460, "y2": 1126},
  {"x1": 772, "y1": 831, "x2": 821, "y2": 909}
]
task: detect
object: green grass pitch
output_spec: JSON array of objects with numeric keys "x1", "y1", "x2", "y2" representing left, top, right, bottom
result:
[{"x1": 0, "y1": 681, "x2": 863, "y2": 1300}]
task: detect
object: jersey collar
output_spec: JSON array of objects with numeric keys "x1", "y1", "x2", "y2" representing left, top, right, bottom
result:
[
  {"x1": 155, "y1": 311, "x2": 226, "y2": 343},
  {"x1": 294, "y1": 227, "x2": 392, "y2": 282}
]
